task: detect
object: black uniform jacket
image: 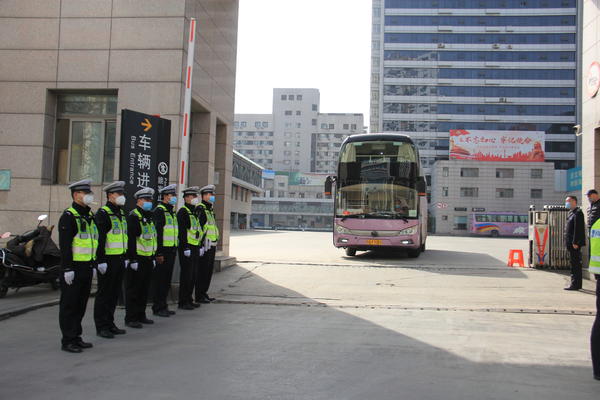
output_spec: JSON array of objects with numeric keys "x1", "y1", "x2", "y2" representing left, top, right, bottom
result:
[
  {"x1": 153, "y1": 202, "x2": 177, "y2": 256},
  {"x1": 58, "y1": 202, "x2": 95, "y2": 271},
  {"x1": 177, "y1": 203, "x2": 197, "y2": 250},
  {"x1": 588, "y1": 199, "x2": 600, "y2": 230},
  {"x1": 95, "y1": 201, "x2": 126, "y2": 263},
  {"x1": 565, "y1": 207, "x2": 586, "y2": 248},
  {"x1": 126, "y1": 206, "x2": 154, "y2": 262}
]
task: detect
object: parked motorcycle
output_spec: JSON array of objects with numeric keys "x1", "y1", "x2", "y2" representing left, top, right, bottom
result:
[{"x1": 0, "y1": 215, "x2": 61, "y2": 298}]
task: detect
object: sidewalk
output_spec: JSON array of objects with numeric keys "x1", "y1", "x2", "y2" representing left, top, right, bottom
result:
[{"x1": 0, "y1": 285, "x2": 60, "y2": 321}]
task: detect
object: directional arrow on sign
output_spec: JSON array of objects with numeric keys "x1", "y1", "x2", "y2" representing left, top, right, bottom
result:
[{"x1": 141, "y1": 118, "x2": 152, "y2": 132}]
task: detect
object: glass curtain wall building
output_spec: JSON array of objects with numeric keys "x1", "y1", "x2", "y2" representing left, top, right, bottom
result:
[{"x1": 370, "y1": 0, "x2": 579, "y2": 183}]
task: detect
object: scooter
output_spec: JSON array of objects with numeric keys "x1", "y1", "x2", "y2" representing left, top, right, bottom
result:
[{"x1": 0, "y1": 215, "x2": 61, "y2": 298}]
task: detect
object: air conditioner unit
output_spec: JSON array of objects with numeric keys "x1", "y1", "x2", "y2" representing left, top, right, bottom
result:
[
  {"x1": 507, "y1": 45, "x2": 513, "y2": 49},
  {"x1": 492, "y1": 44, "x2": 500, "y2": 49},
  {"x1": 437, "y1": 43, "x2": 445, "y2": 48},
  {"x1": 499, "y1": 97, "x2": 507, "y2": 103}
]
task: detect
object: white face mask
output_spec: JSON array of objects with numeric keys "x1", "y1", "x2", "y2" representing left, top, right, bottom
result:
[
  {"x1": 83, "y1": 194, "x2": 94, "y2": 206},
  {"x1": 115, "y1": 195, "x2": 126, "y2": 206},
  {"x1": 190, "y1": 197, "x2": 200, "y2": 206}
]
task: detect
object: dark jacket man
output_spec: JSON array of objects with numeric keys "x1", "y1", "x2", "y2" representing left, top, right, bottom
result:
[
  {"x1": 565, "y1": 196, "x2": 584, "y2": 290},
  {"x1": 587, "y1": 189, "x2": 600, "y2": 230}
]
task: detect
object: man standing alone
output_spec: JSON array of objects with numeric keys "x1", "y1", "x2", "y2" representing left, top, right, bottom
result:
[{"x1": 564, "y1": 196, "x2": 585, "y2": 291}]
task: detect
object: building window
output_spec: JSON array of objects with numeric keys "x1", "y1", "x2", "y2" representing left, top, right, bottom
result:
[
  {"x1": 441, "y1": 215, "x2": 448, "y2": 221},
  {"x1": 343, "y1": 124, "x2": 349, "y2": 130},
  {"x1": 531, "y1": 169, "x2": 543, "y2": 179},
  {"x1": 234, "y1": 121, "x2": 239, "y2": 128},
  {"x1": 460, "y1": 187, "x2": 478, "y2": 197},
  {"x1": 241, "y1": 121, "x2": 247, "y2": 128},
  {"x1": 255, "y1": 121, "x2": 261, "y2": 129},
  {"x1": 442, "y1": 187, "x2": 448, "y2": 197},
  {"x1": 281, "y1": 95, "x2": 287, "y2": 100},
  {"x1": 351, "y1": 124, "x2": 357, "y2": 130},
  {"x1": 312, "y1": 104, "x2": 318, "y2": 111},
  {"x1": 284, "y1": 110, "x2": 292, "y2": 116},
  {"x1": 442, "y1": 167, "x2": 449, "y2": 177},
  {"x1": 329, "y1": 124, "x2": 334, "y2": 130},
  {"x1": 453, "y1": 216, "x2": 468, "y2": 230},
  {"x1": 460, "y1": 168, "x2": 479, "y2": 178},
  {"x1": 54, "y1": 94, "x2": 117, "y2": 184},
  {"x1": 296, "y1": 123, "x2": 302, "y2": 128},
  {"x1": 284, "y1": 141, "x2": 291, "y2": 147},
  {"x1": 496, "y1": 188, "x2": 514, "y2": 198},
  {"x1": 496, "y1": 168, "x2": 514, "y2": 178},
  {"x1": 297, "y1": 95, "x2": 303, "y2": 101},
  {"x1": 321, "y1": 123, "x2": 328, "y2": 129},
  {"x1": 289, "y1": 95, "x2": 295, "y2": 101},
  {"x1": 312, "y1": 119, "x2": 317, "y2": 126},
  {"x1": 531, "y1": 189, "x2": 543, "y2": 199},
  {"x1": 296, "y1": 111, "x2": 301, "y2": 116},
  {"x1": 278, "y1": 182, "x2": 285, "y2": 187}
]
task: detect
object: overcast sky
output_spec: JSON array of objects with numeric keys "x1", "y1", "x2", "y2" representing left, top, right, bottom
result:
[{"x1": 234, "y1": 0, "x2": 372, "y2": 126}]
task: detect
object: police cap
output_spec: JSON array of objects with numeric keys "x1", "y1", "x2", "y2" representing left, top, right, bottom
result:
[
  {"x1": 103, "y1": 181, "x2": 126, "y2": 194},
  {"x1": 200, "y1": 184, "x2": 216, "y2": 194},
  {"x1": 68, "y1": 179, "x2": 92, "y2": 193},
  {"x1": 134, "y1": 187, "x2": 155, "y2": 199},
  {"x1": 182, "y1": 186, "x2": 200, "y2": 196},
  {"x1": 159, "y1": 184, "x2": 177, "y2": 196}
]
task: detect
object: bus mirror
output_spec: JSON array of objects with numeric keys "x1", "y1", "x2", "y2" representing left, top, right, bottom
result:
[
  {"x1": 416, "y1": 177, "x2": 427, "y2": 196},
  {"x1": 324, "y1": 176, "x2": 335, "y2": 197}
]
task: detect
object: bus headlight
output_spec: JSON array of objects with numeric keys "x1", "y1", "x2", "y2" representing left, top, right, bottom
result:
[
  {"x1": 336, "y1": 225, "x2": 351, "y2": 234},
  {"x1": 398, "y1": 226, "x2": 417, "y2": 235}
]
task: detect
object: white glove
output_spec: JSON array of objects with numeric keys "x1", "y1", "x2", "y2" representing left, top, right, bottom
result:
[
  {"x1": 204, "y1": 238, "x2": 212, "y2": 249},
  {"x1": 64, "y1": 271, "x2": 75, "y2": 285},
  {"x1": 130, "y1": 262, "x2": 139, "y2": 271},
  {"x1": 199, "y1": 247, "x2": 205, "y2": 257},
  {"x1": 124, "y1": 259, "x2": 130, "y2": 269},
  {"x1": 153, "y1": 260, "x2": 156, "y2": 268},
  {"x1": 184, "y1": 249, "x2": 191, "y2": 258},
  {"x1": 97, "y1": 263, "x2": 108, "y2": 275},
  {"x1": 93, "y1": 268, "x2": 97, "y2": 280}
]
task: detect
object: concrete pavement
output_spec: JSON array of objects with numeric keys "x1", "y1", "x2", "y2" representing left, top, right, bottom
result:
[{"x1": 0, "y1": 232, "x2": 598, "y2": 399}]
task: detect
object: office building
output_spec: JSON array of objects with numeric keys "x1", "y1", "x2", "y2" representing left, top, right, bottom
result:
[
  {"x1": 431, "y1": 160, "x2": 565, "y2": 235},
  {"x1": 371, "y1": 0, "x2": 579, "y2": 184},
  {"x1": 234, "y1": 89, "x2": 364, "y2": 174},
  {"x1": 231, "y1": 150, "x2": 263, "y2": 230},
  {"x1": 0, "y1": 0, "x2": 239, "y2": 256}
]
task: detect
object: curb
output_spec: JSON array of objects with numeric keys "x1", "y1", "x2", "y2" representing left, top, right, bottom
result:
[{"x1": 0, "y1": 298, "x2": 60, "y2": 322}]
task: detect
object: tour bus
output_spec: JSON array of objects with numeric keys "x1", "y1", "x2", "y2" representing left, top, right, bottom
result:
[
  {"x1": 325, "y1": 133, "x2": 428, "y2": 257},
  {"x1": 470, "y1": 212, "x2": 528, "y2": 237}
]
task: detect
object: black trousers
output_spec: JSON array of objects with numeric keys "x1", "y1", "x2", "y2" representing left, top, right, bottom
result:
[
  {"x1": 152, "y1": 250, "x2": 176, "y2": 312},
  {"x1": 178, "y1": 247, "x2": 198, "y2": 306},
  {"x1": 125, "y1": 257, "x2": 154, "y2": 323},
  {"x1": 568, "y1": 247, "x2": 583, "y2": 289},
  {"x1": 195, "y1": 246, "x2": 216, "y2": 301},
  {"x1": 94, "y1": 255, "x2": 125, "y2": 332},
  {"x1": 59, "y1": 264, "x2": 93, "y2": 345},
  {"x1": 592, "y1": 277, "x2": 600, "y2": 377}
]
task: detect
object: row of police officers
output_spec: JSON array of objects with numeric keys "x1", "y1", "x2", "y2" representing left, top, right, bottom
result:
[{"x1": 58, "y1": 179, "x2": 219, "y2": 353}]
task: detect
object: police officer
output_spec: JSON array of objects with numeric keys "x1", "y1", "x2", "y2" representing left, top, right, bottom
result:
[
  {"x1": 587, "y1": 189, "x2": 600, "y2": 231},
  {"x1": 564, "y1": 195, "x2": 585, "y2": 291},
  {"x1": 125, "y1": 187, "x2": 157, "y2": 328},
  {"x1": 586, "y1": 215, "x2": 600, "y2": 380},
  {"x1": 177, "y1": 186, "x2": 203, "y2": 310},
  {"x1": 58, "y1": 179, "x2": 98, "y2": 353},
  {"x1": 152, "y1": 184, "x2": 179, "y2": 317},
  {"x1": 195, "y1": 184, "x2": 220, "y2": 304},
  {"x1": 94, "y1": 181, "x2": 128, "y2": 338}
]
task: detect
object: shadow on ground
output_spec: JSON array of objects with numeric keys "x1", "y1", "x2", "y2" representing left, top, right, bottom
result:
[{"x1": 0, "y1": 265, "x2": 596, "y2": 400}]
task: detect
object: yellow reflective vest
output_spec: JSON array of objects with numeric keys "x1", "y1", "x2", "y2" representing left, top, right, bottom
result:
[{"x1": 67, "y1": 207, "x2": 99, "y2": 262}]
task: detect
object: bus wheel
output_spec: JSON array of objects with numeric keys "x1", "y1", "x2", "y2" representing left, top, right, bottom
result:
[
  {"x1": 490, "y1": 230, "x2": 499, "y2": 238},
  {"x1": 407, "y1": 248, "x2": 421, "y2": 258},
  {"x1": 345, "y1": 248, "x2": 357, "y2": 257}
]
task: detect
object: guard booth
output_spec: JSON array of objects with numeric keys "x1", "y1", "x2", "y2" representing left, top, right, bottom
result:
[{"x1": 528, "y1": 205, "x2": 570, "y2": 269}]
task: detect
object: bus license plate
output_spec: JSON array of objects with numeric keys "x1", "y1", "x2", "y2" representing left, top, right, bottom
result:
[{"x1": 367, "y1": 239, "x2": 382, "y2": 245}]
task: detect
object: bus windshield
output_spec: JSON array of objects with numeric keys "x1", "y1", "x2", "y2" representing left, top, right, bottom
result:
[{"x1": 336, "y1": 140, "x2": 419, "y2": 219}]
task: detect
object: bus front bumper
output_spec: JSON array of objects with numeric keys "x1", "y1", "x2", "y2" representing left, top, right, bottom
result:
[{"x1": 334, "y1": 233, "x2": 420, "y2": 250}]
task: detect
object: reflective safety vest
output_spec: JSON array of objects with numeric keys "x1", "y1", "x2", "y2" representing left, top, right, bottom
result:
[
  {"x1": 199, "y1": 203, "x2": 219, "y2": 242},
  {"x1": 67, "y1": 207, "x2": 99, "y2": 262},
  {"x1": 101, "y1": 205, "x2": 127, "y2": 255},
  {"x1": 182, "y1": 205, "x2": 201, "y2": 246},
  {"x1": 156, "y1": 203, "x2": 178, "y2": 247},
  {"x1": 589, "y1": 219, "x2": 600, "y2": 275},
  {"x1": 132, "y1": 209, "x2": 157, "y2": 257}
]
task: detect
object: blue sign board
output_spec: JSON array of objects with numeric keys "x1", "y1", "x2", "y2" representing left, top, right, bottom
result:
[
  {"x1": 0, "y1": 170, "x2": 10, "y2": 190},
  {"x1": 567, "y1": 166, "x2": 582, "y2": 192}
]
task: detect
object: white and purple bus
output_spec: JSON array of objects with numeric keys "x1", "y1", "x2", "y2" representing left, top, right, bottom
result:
[
  {"x1": 470, "y1": 212, "x2": 528, "y2": 237},
  {"x1": 325, "y1": 134, "x2": 428, "y2": 258}
]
